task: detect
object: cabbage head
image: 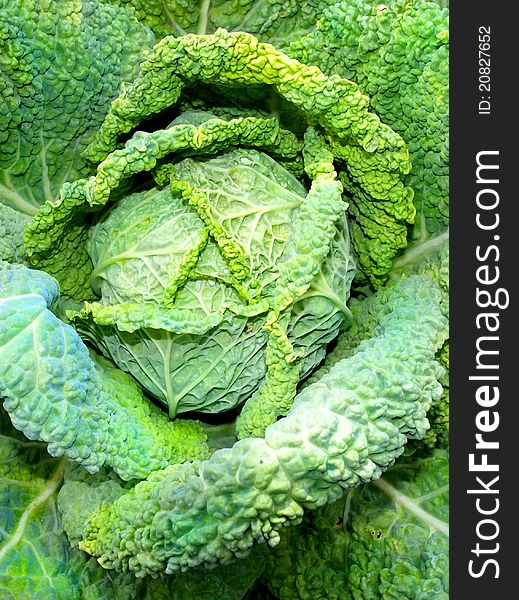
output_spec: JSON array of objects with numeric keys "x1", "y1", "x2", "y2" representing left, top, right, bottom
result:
[
  {"x1": 70, "y1": 148, "x2": 355, "y2": 420},
  {"x1": 23, "y1": 29, "x2": 412, "y2": 437}
]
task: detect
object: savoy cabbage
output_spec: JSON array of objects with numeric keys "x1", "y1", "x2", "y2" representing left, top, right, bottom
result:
[{"x1": 0, "y1": 0, "x2": 449, "y2": 598}]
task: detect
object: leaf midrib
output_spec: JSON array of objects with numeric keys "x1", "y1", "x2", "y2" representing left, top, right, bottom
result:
[
  {"x1": 373, "y1": 476, "x2": 449, "y2": 537},
  {"x1": 0, "y1": 458, "x2": 66, "y2": 562}
]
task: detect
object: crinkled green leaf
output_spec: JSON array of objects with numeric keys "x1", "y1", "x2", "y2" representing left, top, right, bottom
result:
[
  {"x1": 236, "y1": 131, "x2": 349, "y2": 438},
  {"x1": 59, "y1": 463, "x2": 268, "y2": 600},
  {"x1": 89, "y1": 186, "x2": 208, "y2": 305},
  {"x1": 104, "y1": 0, "x2": 332, "y2": 43},
  {"x1": 262, "y1": 447, "x2": 448, "y2": 599},
  {"x1": 0, "y1": 416, "x2": 134, "y2": 600},
  {"x1": 0, "y1": 0, "x2": 154, "y2": 215},
  {"x1": 0, "y1": 262, "x2": 208, "y2": 480},
  {"x1": 84, "y1": 30, "x2": 410, "y2": 199},
  {"x1": 286, "y1": 0, "x2": 449, "y2": 279},
  {"x1": 172, "y1": 149, "x2": 307, "y2": 296},
  {"x1": 66, "y1": 148, "x2": 353, "y2": 418},
  {"x1": 76, "y1": 276, "x2": 447, "y2": 575},
  {"x1": 0, "y1": 425, "x2": 263, "y2": 599},
  {"x1": 24, "y1": 117, "x2": 302, "y2": 300},
  {"x1": 0, "y1": 204, "x2": 32, "y2": 265},
  {"x1": 72, "y1": 291, "x2": 267, "y2": 418},
  {"x1": 288, "y1": 210, "x2": 355, "y2": 374}
]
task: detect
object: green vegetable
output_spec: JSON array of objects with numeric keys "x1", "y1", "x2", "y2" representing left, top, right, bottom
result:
[
  {"x1": 0, "y1": 414, "x2": 117, "y2": 599},
  {"x1": 286, "y1": 0, "x2": 449, "y2": 244},
  {"x1": 26, "y1": 119, "x2": 356, "y2": 423},
  {"x1": 103, "y1": 0, "x2": 332, "y2": 43},
  {"x1": 0, "y1": 203, "x2": 31, "y2": 264},
  {"x1": 0, "y1": 262, "x2": 209, "y2": 480},
  {"x1": 262, "y1": 448, "x2": 448, "y2": 599},
  {"x1": 73, "y1": 275, "x2": 447, "y2": 575},
  {"x1": 0, "y1": 1, "x2": 449, "y2": 597},
  {"x1": 0, "y1": 409, "x2": 266, "y2": 599},
  {"x1": 0, "y1": 0, "x2": 154, "y2": 216}
]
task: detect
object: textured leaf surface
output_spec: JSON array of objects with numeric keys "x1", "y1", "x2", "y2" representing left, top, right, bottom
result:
[
  {"x1": 0, "y1": 263, "x2": 208, "y2": 480},
  {"x1": 76, "y1": 276, "x2": 447, "y2": 575},
  {"x1": 89, "y1": 187, "x2": 208, "y2": 305},
  {"x1": 0, "y1": 205, "x2": 31, "y2": 264},
  {"x1": 0, "y1": 0, "x2": 154, "y2": 215},
  {"x1": 286, "y1": 0, "x2": 449, "y2": 278},
  {"x1": 235, "y1": 131, "x2": 349, "y2": 439},
  {"x1": 263, "y1": 448, "x2": 448, "y2": 599},
  {"x1": 24, "y1": 116, "x2": 302, "y2": 300},
  {"x1": 104, "y1": 0, "x2": 334, "y2": 46},
  {"x1": 0, "y1": 418, "x2": 264, "y2": 600},
  {"x1": 0, "y1": 2, "x2": 449, "y2": 598},
  {"x1": 67, "y1": 148, "x2": 353, "y2": 417},
  {"x1": 59, "y1": 465, "x2": 268, "y2": 600},
  {"x1": 74, "y1": 302, "x2": 268, "y2": 417},
  {"x1": 85, "y1": 30, "x2": 410, "y2": 198},
  {"x1": 173, "y1": 149, "x2": 307, "y2": 296},
  {"x1": 287, "y1": 211, "x2": 355, "y2": 375},
  {"x1": 0, "y1": 413, "x2": 137, "y2": 600}
]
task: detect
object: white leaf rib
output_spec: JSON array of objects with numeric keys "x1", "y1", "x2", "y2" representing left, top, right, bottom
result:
[
  {"x1": 0, "y1": 458, "x2": 66, "y2": 563},
  {"x1": 373, "y1": 476, "x2": 449, "y2": 537}
]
